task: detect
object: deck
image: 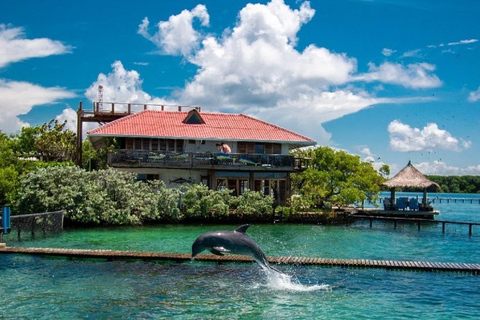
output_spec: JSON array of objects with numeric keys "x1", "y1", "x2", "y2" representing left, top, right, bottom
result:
[
  {"x1": 108, "y1": 150, "x2": 306, "y2": 172},
  {"x1": 1, "y1": 247, "x2": 478, "y2": 274},
  {"x1": 355, "y1": 208, "x2": 439, "y2": 219}
]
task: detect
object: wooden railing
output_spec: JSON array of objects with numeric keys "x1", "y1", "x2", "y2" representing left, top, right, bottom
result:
[
  {"x1": 108, "y1": 150, "x2": 307, "y2": 171},
  {"x1": 90, "y1": 102, "x2": 200, "y2": 115}
]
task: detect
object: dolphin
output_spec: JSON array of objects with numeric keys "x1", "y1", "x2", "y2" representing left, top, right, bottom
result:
[{"x1": 191, "y1": 224, "x2": 277, "y2": 271}]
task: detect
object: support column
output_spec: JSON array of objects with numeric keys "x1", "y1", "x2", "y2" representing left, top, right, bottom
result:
[{"x1": 76, "y1": 101, "x2": 84, "y2": 167}]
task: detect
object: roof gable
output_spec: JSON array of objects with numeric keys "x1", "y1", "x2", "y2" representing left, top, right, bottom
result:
[{"x1": 183, "y1": 109, "x2": 205, "y2": 124}]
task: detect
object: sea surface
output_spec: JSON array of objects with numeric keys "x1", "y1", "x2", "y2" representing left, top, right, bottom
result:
[{"x1": 1, "y1": 192, "x2": 479, "y2": 319}]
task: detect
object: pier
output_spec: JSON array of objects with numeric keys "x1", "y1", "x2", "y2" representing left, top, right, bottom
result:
[
  {"x1": 1, "y1": 246, "x2": 479, "y2": 274},
  {"x1": 352, "y1": 215, "x2": 480, "y2": 235}
]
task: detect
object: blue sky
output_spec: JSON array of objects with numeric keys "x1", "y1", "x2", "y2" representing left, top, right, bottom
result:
[{"x1": 1, "y1": 0, "x2": 479, "y2": 176}]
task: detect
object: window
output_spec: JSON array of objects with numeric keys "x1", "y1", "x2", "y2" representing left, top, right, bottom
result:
[
  {"x1": 142, "y1": 138, "x2": 150, "y2": 150},
  {"x1": 265, "y1": 143, "x2": 281, "y2": 154},
  {"x1": 255, "y1": 143, "x2": 265, "y2": 154},
  {"x1": 151, "y1": 139, "x2": 159, "y2": 151},
  {"x1": 176, "y1": 140, "x2": 184, "y2": 152},
  {"x1": 126, "y1": 138, "x2": 133, "y2": 150},
  {"x1": 160, "y1": 139, "x2": 166, "y2": 151},
  {"x1": 134, "y1": 138, "x2": 142, "y2": 150},
  {"x1": 238, "y1": 142, "x2": 255, "y2": 154},
  {"x1": 167, "y1": 139, "x2": 175, "y2": 152}
]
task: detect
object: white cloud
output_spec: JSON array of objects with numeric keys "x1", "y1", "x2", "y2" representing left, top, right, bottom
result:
[
  {"x1": 400, "y1": 49, "x2": 422, "y2": 58},
  {"x1": 356, "y1": 62, "x2": 442, "y2": 89},
  {"x1": 448, "y1": 39, "x2": 478, "y2": 46},
  {"x1": 138, "y1": 4, "x2": 209, "y2": 57},
  {"x1": 381, "y1": 48, "x2": 396, "y2": 57},
  {"x1": 175, "y1": 0, "x2": 367, "y2": 144},
  {"x1": 84, "y1": 61, "x2": 176, "y2": 111},
  {"x1": 415, "y1": 161, "x2": 480, "y2": 176},
  {"x1": 133, "y1": 0, "x2": 444, "y2": 145},
  {"x1": 388, "y1": 120, "x2": 471, "y2": 152},
  {"x1": 359, "y1": 146, "x2": 374, "y2": 157},
  {"x1": 0, "y1": 24, "x2": 71, "y2": 68},
  {"x1": 468, "y1": 86, "x2": 480, "y2": 102},
  {"x1": 0, "y1": 79, "x2": 75, "y2": 133},
  {"x1": 55, "y1": 107, "x2": 99, "y2": 138}
]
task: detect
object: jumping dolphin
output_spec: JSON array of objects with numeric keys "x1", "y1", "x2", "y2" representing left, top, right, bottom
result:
[{"x1": 191, "y1": 224, "x2": 277, "y2": 271}]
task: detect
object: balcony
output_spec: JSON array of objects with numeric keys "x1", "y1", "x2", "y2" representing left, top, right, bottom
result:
[{"x1": 108, "y1": 150, "x2": 307, "y2": 172}]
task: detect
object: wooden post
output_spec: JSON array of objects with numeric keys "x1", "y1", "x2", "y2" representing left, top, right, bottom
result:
[
  {"x1": 31, "y1": 217, "x2": 35, "y2": 238},
  {"x1": 390, "y1": 188, "x2": 396, "y2": 210},
  {"x1": 76, "y1": 101, "x2": 84, "y2": 166},
  {"x1": 442, "y1": 222, "x2": 446, "y2": 233},
  {"x1": 469, "y1": 224, "x2": 473, "y2": 236}
]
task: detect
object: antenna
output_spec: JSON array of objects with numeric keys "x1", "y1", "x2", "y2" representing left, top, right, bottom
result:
[{"x1": 98, "y1": 85, "x2": 104, "y2": 111}]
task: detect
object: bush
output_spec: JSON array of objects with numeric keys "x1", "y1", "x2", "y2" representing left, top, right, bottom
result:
[
  {"x1": 181, "y1": 184, "x2": 231, "y2": 219},
  {"x1": 231, "y1": 189, "x2": 273, "y2": 218},
  {"x1": 17, "y1": 166, "x2": 276, "y2": 225},
  {"x1": 17, "y1": 166, "x2": 180, "y2": 225}
]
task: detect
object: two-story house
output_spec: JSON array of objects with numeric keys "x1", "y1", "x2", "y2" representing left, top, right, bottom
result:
[{"x1": 85, "y1": 104, "x2": 316, "y2": 205}]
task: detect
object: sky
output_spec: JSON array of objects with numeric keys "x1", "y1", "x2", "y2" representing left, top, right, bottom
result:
[{"x1": 1, "y1": 0, "x2": 479, "y2": 176}]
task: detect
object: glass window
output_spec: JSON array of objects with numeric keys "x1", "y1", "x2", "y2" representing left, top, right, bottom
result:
[
  {"x1": 167, "y1": 139, "x2": 175, "y2": 152},
  {"x1": 151, "y1": 139, "x2": 158, "y2": 151},
  {"x1": 126, "y1": 138, "x2": 133, "y2": 150},
  {"x1": 255, "y1": 143, "x2": 265, "y2": 154},
  {"x1": 159, "y1": 139, "x2": 166, "y2": 151},
  {"x1": 176, "y1": 140, "x2": 184, "y2": 152},
  {"x1": 142, "y1": 138, "x2": 150, "y2": 150},
  {"x1": 134, "y1": 138, "x2": 142, "y2": 150}
]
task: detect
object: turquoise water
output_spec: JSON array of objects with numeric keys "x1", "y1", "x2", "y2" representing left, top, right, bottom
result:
[{"x1": 1, "y1": 192, "x2": 479, "y2": 319}]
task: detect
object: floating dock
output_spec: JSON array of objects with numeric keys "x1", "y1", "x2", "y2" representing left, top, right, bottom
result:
[{"x1": 1, "y1": 246, "x2": 479, "y2": 274}]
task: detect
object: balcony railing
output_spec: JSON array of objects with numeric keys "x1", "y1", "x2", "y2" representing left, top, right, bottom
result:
[{"x1": 108, "y1": 150, "x2": 307, "y2": 171}]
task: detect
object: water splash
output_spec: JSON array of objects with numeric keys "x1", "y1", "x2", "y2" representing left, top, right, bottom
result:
[{"x1": 262, "y1": 267, "x2": 331, "y2": 292}]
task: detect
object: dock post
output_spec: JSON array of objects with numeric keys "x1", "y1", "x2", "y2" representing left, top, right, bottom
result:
[
  {"x1": 418, "y1": 222, "x2": 421, "y2": 231},
  {"x1": 394, "y1": 220, "x2": 397, "y2": 229},
  {"x1": 469, "y1": 224, "x2": 473, "y2": 236},
  {"x1": 442, "y1": 222, "x2": 446, "y2": 233},
  {"x1": 369, "y1": 218, "x2": 373, "y2": 228}
]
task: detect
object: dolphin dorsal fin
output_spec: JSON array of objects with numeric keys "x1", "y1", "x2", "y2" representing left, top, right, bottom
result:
[{"x1": 234, "y1": 224, "x2": 250, "y2": 234}]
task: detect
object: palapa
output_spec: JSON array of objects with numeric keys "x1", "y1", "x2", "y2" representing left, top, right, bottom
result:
[
  {"x1": 382, "y1": 160, "x2": 440, "y2": 189},
  {"x1": 382, "y1": 161, "x2": 440, "y2": 209}
]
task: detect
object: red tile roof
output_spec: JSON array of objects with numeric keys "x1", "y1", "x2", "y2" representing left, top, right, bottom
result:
[{"x1": 87, "y1": 110, "x2": 315, "y2": 145}]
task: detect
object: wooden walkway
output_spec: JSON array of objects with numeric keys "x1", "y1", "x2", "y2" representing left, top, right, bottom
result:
[
  {"x1": 352, "y1": 215, "x2": 480, "y2": 235},
  {"x1": 1, "y1": 246, "x2": 479, "y2": 274}
]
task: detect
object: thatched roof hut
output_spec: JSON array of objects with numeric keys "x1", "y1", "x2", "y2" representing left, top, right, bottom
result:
[
  {"x1": 382, "y1": 161, "x2": 440, "y2": 209},
  {"x1": 383, "y1": 160, "x2": 440, "y2": 190}
]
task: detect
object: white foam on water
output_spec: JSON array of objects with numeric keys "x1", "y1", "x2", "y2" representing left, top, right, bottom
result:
[{"x1": 263, "y1": 267, "x2": 331, "y2": 292}]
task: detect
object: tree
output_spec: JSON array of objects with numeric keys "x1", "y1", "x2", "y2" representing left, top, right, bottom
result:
[
  {"x1": 292, "y1": 146, "x2": 385, "y2": 208},
  {"x1": 35, "y1": 119, "x2": 76, "y2": 162}
]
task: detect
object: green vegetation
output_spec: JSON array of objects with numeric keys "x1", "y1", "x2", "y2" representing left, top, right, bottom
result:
[
  {"x1": 0, "y1": 120, "x2": 108, "y2": 206},
  {"x1": 426, "y1": 175, "x2": 480, "y2": 194},
  {"x1": 16, "y1": 166, "x2": 273, "y2": 225},
  {"x1": 291, "y1": 146, "x2": 386, "y2": 210},
  {"x1": 3, "y1": 119, "x2": 479, "y2": 226}
]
